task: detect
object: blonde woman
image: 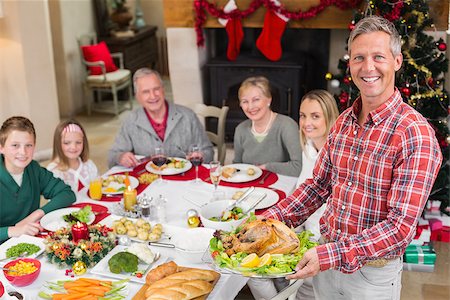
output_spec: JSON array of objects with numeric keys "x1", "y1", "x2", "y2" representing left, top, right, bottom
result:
[{"x1": 233, "y1": 76, "x2": 302, "y2": 177}]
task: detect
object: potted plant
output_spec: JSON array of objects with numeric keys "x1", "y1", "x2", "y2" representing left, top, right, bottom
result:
[{"x1": 109, "y1": 0, "x2": 132, "y2": 31}]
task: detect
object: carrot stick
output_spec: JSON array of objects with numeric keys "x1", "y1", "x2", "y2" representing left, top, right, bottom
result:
[
  {"x1": 63, "y1": 281, "x2": 90, "y2": 289},
  {"x1": 52, "y1": 294, "x2": 66, "y2": 300},
  {"x1": 61, "y1": 293, "x2": 90, "y2": 300}
]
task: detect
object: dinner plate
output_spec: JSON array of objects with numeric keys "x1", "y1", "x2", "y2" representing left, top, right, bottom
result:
[
  {"x1": 40, "y1": 207, "x2": 95, "y2": 231},
  {"x1": 232, "y1": 187, "x2": 279, "y2": 209},
  {"x1": 221, "y1": 163, "x2": 263, "y2": 183},
  {"x1": 0, "y1": 235, "x2": 45, "y2": 260},
  {"x1": 145, "y1": 157, "x2": 192, "y2": 175},
  {"x1": 90, "y1": 245, "x2": 168, "y2": 283},
  {"x1": 102, "y1": 174, "x2": 139, "y2": 195}
]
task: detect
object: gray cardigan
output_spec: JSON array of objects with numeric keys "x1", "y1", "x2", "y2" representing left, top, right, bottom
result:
[
  {"x1": 108, "y1": 102, "x2": 213, "y2": 168},
  {"x1": 233, "y1": 114, "x2": 302, "y2": 177}
]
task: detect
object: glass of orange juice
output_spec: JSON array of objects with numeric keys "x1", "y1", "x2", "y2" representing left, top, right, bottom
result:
[{"x1": 89, "y1": 177, "x2": 103, "y2": 200}]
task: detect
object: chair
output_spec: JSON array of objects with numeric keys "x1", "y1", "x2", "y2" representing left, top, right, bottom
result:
[
  {"x1": 77, "y1": 33, "x2": 133, "y2": 116},
  {"x1": 194, "y1": 104, "x2": 229, "y2": 165}
]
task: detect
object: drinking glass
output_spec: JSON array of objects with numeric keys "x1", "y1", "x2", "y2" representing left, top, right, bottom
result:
[
  {"x1": 187, "y1": 144, "x2": 204, "y2": 184},
  {"x1": 89, "y1": 177, "x2": 103, "y2": 200},
  {"x1": 151, "y1": 146, "x2": 167, "y2": 184},
  {"x1": 209, "y1": 161, "x2": 221, "y2": 199}
]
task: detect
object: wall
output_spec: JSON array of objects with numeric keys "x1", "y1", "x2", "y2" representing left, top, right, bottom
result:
[{"x1": 0, "y1": 0, "x2": 60, "y2": 155}]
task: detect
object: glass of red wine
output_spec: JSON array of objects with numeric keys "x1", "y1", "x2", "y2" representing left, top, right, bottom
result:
[
  {"x1": 187, "y1": 144, "x2": 204, "y2": 184},
  {"x1": 151, "y1": 146, "x2": 167, "y2": 184}
]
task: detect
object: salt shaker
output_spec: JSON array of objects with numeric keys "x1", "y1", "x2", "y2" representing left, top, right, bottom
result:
[
  {"x1": 140, "y1": 196, "x2": 152, "y2": 218},
  {"x1": 155, "y1": 194, "x2": 167, "y2": 223}
]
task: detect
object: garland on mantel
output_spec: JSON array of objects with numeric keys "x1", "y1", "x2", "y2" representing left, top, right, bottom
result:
[{"x1": 194, "y1": 0, "x2": 363, "y2": 46}]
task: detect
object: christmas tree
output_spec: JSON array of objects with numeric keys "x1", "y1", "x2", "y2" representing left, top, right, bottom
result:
[{"x1": 329, "y1": 0, "x2": 449, "y2": 215}]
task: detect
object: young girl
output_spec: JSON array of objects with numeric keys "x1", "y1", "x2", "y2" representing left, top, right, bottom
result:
[
  {"x1": 0, "y1": 116, "x2": 75, "y2": 241},
  {"x1": 248, "y1": 90, "x2": 339, "y2": 300},
  {"x1": 47, "y1": 119, "x2": 98, "y2": 194}
]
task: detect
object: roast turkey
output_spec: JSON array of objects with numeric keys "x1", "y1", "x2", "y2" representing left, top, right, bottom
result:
[{"x1": 220, "y1": 219, "x2": 299, "y2": 256}]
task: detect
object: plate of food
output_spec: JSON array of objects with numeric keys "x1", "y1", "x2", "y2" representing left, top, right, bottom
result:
[
  {"x1": 221, "y1": 163, "x2": 263, "y2": 183},
  {"x1": 40, "y1": 207, "x2": 95, "y2": 231},
  {"x1": 0, "y1": 235, "x2": 45, "y2": 260},
  {"x1": 145, "y1": 157, "x2": 192, "y2": 175},
  {"x1": 208, "y1": 218, "x2": 318, "y2": 278},
  {"x1": 111, "y1": 217, "x2": 165, "y2": 243},
  {"x1": 39, "y1": 277, "x2": 129, "y2": 299},
  {"x1": 90, "y1": 244, "x2": 168, "y2": 283},
  {"x1": 230, "y1": 187, "x2": 279, "y2": 209},
  {"x1": 102, "y1": 174, "x2": 139, "y2": 195}
]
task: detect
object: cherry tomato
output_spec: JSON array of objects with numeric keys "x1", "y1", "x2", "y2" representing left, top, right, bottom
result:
[
  {"x1": 212, "y1": 251, "x2": 219, "y2": 259},
  {"x1": 136, "y1": 273, "x2": 143, "y2": 278},
  {"x1": 0, "y1": 281, "x2": 4, "y2": 297}
]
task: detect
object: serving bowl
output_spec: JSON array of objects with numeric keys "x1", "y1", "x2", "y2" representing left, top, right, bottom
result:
[
  {"x1": 200, "y1": 200, "x2": 254, "y2": 232},
  {"x1": 172, "y1": 227, "x2": 214, "y2": 263},
  {"x1": 3, "y1": 258, "x2": 41, "y2": 287}
]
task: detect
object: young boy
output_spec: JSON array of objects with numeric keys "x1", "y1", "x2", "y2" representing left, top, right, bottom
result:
[{"x1": 0, "y1": 116, "x2": 75, "y2": 242}]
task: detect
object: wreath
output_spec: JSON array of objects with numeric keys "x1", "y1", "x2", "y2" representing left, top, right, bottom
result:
[{"x1": 44, "y1": 224, "x2": 116, "y2": 268}]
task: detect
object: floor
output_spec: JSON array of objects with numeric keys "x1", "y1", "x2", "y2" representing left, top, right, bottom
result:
[{"x1": 41, "y1": 82, "x2": 450, "y2": 300}]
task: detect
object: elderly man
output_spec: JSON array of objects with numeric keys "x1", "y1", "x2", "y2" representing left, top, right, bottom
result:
[
  {"x1": 262, "y1": 16, "x2": 442, "y2": 299},
  {"x1": 108, "y1": 68, "x2": 213, "y2": 168}
]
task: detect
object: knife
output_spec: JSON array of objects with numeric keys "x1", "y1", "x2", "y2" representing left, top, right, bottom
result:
[
  {"x1": 243, "y1": 193, "x2": 267, "y2": 214},
  {"x1": 225, "y1": 186, "x2": 255, "y2": 211}
]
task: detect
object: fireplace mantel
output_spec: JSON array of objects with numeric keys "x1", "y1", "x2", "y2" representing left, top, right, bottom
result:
[{"x1": 164, "y1": 0, "x2": 448, "y2": 30}]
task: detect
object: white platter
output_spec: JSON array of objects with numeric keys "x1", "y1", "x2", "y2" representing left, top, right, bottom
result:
[
  {"x1": 40, "y1": 207, "x2": 95, "y2": 232},
  {"x1": 102, "y1": 174, "x2": 139, "y2": 195},
  {"x1": 221, "y1": 163, "x2": 263, "y2": 183},
  {"x1": 145, "y1": 157, "x2": 192, "y2": 175},
  {"x1": 0, "y1": 235, "x2": 45, "y2": 260},
  {"x1": 90, "y1": 245, "x2": 168, "y2": 283},
  {"x1": 233, "y1": 187, "x2": 279, "y2": 210}
]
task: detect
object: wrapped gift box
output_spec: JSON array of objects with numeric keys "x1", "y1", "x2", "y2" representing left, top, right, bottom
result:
[{"x1": 404, "y1": 245, "x2": 436, "y2": 265}]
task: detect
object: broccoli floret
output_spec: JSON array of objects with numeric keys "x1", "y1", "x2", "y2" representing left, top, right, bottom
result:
[{"x1": 108, "y1": 251, "x2": 138, "y2": 274}]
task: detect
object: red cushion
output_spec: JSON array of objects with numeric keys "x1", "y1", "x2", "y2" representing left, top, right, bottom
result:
[{"x1": 81, "y1": 41, "x2": 118, "y2": 75}]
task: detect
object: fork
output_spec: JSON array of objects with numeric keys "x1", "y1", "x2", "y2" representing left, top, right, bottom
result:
[
  {"x1": 258, "y1": 172, "x2": 271, "y2": 184},
  {"x1": 142, "y1": 252, "x2": 161, "y2": 275}
]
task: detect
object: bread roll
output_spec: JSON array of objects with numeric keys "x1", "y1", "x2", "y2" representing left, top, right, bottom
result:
[
  {"x1": 146, "y1": 280, "x2": 213, "y2": 300},
  {"x1": 222, "y1": 167, "x2": 236, "y2": 178},
  {"x1": 164, "y1": 269, "x2": 219, "y2": 282},
  {"x1": 146, "y1": 261, "x2": 179, "y2": 284}
]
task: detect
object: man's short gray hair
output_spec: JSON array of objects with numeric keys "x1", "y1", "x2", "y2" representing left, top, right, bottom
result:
[
  {"x1": 348, "y1": 15, "x2": 402, "y2": 57},
  {"x1": 133, "y1": 68, "x2": 163, "y2": 93}
]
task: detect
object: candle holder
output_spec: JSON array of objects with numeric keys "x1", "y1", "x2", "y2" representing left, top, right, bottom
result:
[
  {"x1": 123, "y1": 186, "x2": 137, "y2": 211},
  {"x1": 71, "y1": 222, "x2": 89, "y2": 243}
]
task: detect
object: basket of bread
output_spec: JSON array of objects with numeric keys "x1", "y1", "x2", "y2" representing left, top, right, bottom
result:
[
  {"x1": 207, "y1": 217, "x2": 319, "y2": 278},
  {"x1": 132, "y1": 261, "x2": 220, "y2": 300}
]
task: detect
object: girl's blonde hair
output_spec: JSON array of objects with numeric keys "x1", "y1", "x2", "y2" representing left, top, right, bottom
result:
[
  {"x1": 0, "y1": 116, "x2": 36, "y2": 146},
  {"x1": 52, "y1": 119, "x2": 89, "y2": 171},
  {"x1": 238, "y1": 76, "x2": 272, "y2": 100},
  {"x1": 299, "y1": 90, "x2": 339, "y2": 150}
]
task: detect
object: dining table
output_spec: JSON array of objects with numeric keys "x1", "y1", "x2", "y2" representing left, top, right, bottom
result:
[{"x1": 0, "y1": 159, "x2": 298, "y2": 300}]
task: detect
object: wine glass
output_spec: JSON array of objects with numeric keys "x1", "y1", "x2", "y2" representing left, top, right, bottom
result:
[
  {"x1": 187, "y1": 144, "x2": 204, "y2": 184},
  {"x1": 209, "y1": 161, "x2": 222, "y2": 200},
  {"x1": 151, "y1": 146, "x2": 167, "y2": 184}
]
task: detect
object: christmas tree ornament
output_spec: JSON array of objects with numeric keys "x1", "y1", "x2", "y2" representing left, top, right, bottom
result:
[
  {"x1": 331, "y1": 79, "x2": 340, "y2": 88},
  {"x1": 218, "y1": 0, "x2": 243, "y2": 61},
  {"x1": 401, "y1": 87, "x2": 411, "y2": 97},
  {"x1": 343, "y1": 76, "x2": 352, "y2": 85},
  {"x1": 446, "y1": 136, "x2": 450, "y2": 145},
  {"x1": 325, "y1": 72, "x2": 333, "y2": 80},
  {"x1": 437, "y1": 42, "x2": 447, "y2": 52},
  {"x1": 72, "y1": 261, "x2": 87, "y2": 275},
  {"x1": 348, "y1": 21, "x2": 355, "y2": 31},
  {"x1": 343, "y1": 54, "x2": 350, "y2": 61},
  {"x1": 256, "y1": 0, "x2": 289, "y2": 61}
]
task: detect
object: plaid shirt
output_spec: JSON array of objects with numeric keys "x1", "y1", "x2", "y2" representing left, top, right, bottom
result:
[{"x1": 263, "y1": 89, "x2": 442, "y2": 273}]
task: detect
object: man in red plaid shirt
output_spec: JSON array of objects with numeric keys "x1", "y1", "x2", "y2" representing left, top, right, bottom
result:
[{"x1": 262, "y1": 16, "x2": 442, "y2": 299}]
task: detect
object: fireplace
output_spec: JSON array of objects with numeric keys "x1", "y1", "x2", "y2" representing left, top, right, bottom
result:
[{"x1": 203, "y1": 28, "x2": 330, "y2": 141}]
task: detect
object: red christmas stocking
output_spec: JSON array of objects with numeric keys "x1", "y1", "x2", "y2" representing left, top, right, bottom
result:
[
  {"x1": 256, "y1": 1, "x2": 289, "y2": 61},
  {"x1": 219, "y1": 0, "x2": 243, "y2": 61}
]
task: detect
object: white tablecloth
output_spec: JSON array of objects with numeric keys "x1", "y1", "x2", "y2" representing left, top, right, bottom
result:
[{"x1": 0, "y1": 165, "x2": 297, "y2": 300}]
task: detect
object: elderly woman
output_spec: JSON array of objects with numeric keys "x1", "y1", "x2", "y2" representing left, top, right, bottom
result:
[{"x1": 233, "y1": 76, "x2": 302, "y2": 177}]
